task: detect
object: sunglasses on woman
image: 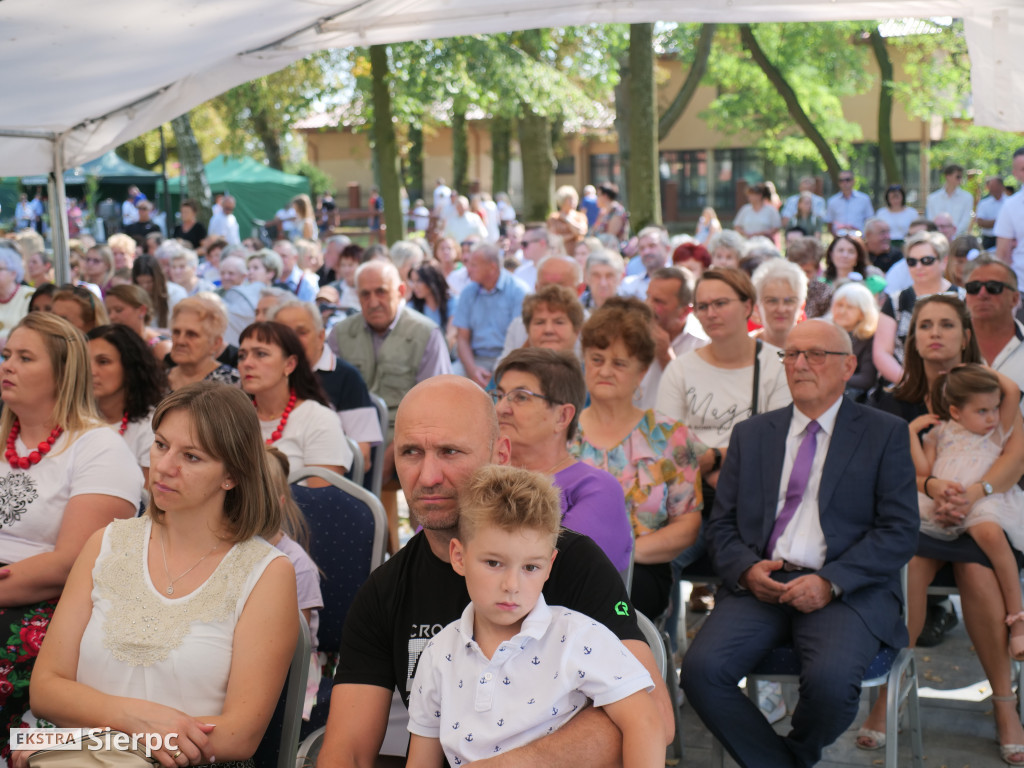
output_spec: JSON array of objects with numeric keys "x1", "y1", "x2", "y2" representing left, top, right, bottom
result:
[
  {"x1": 905, "y1": 255, "x2": 938, "y2": 267},
  {"x1": 965, "y1": 280, "x2": 1017, "y2": 295}
]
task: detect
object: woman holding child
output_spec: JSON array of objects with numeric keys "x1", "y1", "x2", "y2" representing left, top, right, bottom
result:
[
  {"x1": 28, "y1": 383, "x2": 299, "y2": 768},
  {"x1": 0, "y1": 313, "x2": 142, "y2": 758},
  {"x1": 857, "y1": 294, "x2": 1024, "y2": 764}
]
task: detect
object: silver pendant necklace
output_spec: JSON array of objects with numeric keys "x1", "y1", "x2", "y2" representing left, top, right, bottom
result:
[{"x1": 158, "y1": 529, "x2": 220, "y2": 596}]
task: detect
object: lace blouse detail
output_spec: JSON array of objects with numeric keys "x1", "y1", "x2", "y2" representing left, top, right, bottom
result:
[{"x1": 95, "y1": 517, "x2": 276, "y2": 667}]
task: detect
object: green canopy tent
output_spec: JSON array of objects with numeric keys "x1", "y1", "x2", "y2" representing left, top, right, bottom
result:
[
  {"x1": 160, "y1": 156, "x2": 310, "y2": 243},
  {"x1": 9, "y1": 151, "x2": 161, "y2": 233}
]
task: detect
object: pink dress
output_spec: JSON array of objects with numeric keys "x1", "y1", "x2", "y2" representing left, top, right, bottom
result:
[{"x1": 919, "y1": 420, "x2": 1024, "y2": 551}]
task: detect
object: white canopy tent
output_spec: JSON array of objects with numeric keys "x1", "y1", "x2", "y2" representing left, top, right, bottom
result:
[{"x1": 2, "y1": 0, "x2": 1020, "y2": 273}]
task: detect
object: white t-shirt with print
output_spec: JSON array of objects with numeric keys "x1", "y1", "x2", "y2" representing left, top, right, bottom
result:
[
  {"x1": 259, "y1": 399, "x2": 352, "y2": 476},
  {"x1": 0, "y1": 426, "x2": 143, "y2": 563},
  {"x1": 655, "y1": 344, "x2": 792, "y2": 449}
]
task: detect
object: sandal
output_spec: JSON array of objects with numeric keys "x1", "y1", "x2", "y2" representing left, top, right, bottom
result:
[
  {"x1": 854, "y1": 727, "x2": 885, "y2": 751},
  {"x1": 1006, "y1": 613, "x2": 1024, "y2": 661},
  {"x1": 992, "y1": 695, "x2": 1024, "y2": 765}
]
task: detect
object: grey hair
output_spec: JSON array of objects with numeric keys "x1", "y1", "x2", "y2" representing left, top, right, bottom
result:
[
  {"x1": 221, "y1": 243, "x2": 251, "y2": 261},
  {"x1": 637, "y1": 226, "x2": 670, "y2": 249},
  {"x1": 752, "y1": 258, "x2": 808, "y2": 305},
  {"x1": 355, "y1": 258, "x2": 401, "y2": 286},
  {"x1": 249, "y1": 248, "x2": 283, "y2": 279},
  {"x1": 585, "y1": 249, "x2": 625, "y2": 274},
  {"x1": 707, "y1": 229, "x2": 749, "y2": 260},
  {"x1": 326, "y1": 234, "x2": 352, "y2": 250},
  {"x1": 964, "y1": 253, "x2": 1018, "y2": 289},
  {"x1": 390, "y1": 240, "x2": 424, "y2": 270},
  {"x1": 258, "y1": 286, "x2": 291, "y2": 308},
  {"x1": 0, "y1": 242, "x2": 25, "y2": 283},
  {"x1": 745, "y1": 237, "x2": 781, "y2": 262},
  {"x1": 471, "y1": 242, "x2": 501, "y2": 266},
  {"x1": 171, "y1": 247, "x2": 199, "y2": 270},
  {"x1": 155, "y1": 239, "x2": 189, "y2": 263},
  {"x1": 269, "y1": 297, "x2": 324, "y2": 333}
]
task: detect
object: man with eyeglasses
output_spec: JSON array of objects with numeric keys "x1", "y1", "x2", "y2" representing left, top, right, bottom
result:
[
  {"x1": 964, "y1": 255, "x2": 1024, "y2": 412},
  {"x1": 682, "y1": 319, "x2": 918, "y2": 768},
  {"x1": 825, "y1": 170, "x2": 873, "y2": 237},
  {"x1": 926, "y1": 164, "x2": 974, "y2": 237}
]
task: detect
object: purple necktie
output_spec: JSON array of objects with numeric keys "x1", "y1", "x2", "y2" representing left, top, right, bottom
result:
[{"x1": 766, "y1": 420, "x2": 821, "y2": 558}]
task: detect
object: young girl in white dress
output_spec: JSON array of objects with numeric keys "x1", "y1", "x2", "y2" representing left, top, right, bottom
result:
[{"x1": 911, "y1": 364, "x2": 1024, "y2": 658}]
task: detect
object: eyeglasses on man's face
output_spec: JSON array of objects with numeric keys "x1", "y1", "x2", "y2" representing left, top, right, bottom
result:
[
  {"x1": 778, "y1": 349, "x2": 849, "y2": 366},
  {"x1": 965, "y1": 280, "x2": 1017, "y2": 296}
]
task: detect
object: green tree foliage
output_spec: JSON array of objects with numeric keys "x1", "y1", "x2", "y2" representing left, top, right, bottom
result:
[
  {"x1": 701, "y1": 23, "x2": 873, "y2": 177},
  {"x1": 213, "y1": 52, "x2": 345, "y2": 170}
]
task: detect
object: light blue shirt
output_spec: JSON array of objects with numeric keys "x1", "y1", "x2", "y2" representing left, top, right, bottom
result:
[
  {"x1": 453, "y1": 270, "x2": 528, "y2": 359},
  {"x1": 825, "y1": 190, "x2": 874, "y2": 232}
]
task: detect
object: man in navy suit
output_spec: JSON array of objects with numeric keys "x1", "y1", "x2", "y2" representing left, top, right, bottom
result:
[{"x1": 681, "y1": 319, "x2": 919, "y2": 768}]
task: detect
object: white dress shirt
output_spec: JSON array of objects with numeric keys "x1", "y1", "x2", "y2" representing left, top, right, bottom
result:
[{"x1": 771, "y1": 396, "x2": 843, "y2": 569}]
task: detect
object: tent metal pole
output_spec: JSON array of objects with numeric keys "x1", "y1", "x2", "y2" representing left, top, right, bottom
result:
[{"x1": 50, "y1": 135, "x2": 71, "y2": 284}]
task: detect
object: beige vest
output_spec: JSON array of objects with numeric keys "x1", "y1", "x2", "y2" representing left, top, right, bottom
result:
[{"x1": 333, "y1": 307, "x2": 437, "y2": 441}]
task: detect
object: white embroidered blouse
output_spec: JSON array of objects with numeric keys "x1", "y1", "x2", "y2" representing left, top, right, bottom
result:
[{"x1": 76, "y1": 516, "x2": 282, "y2": 715}]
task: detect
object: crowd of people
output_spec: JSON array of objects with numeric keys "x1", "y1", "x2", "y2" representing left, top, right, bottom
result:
[{"x1": 0, "y1": 150, "x2": 1023, "y2": 768}]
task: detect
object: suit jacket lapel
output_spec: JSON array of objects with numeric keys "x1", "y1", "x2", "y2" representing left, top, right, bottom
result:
[
  {"x1": 759, "y1": 406, "x2": 791, "y2": 546},
  {"x1": 818, "y1": 398, "x2": 865, "y2": 513}
]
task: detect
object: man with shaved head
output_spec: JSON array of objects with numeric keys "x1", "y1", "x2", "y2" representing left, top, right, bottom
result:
[
  {"x1": 682, "y1": 320, "x2": 918, "y2": 768},
  {"x1": 317, "y1": 375, "x2": 673, "y2": 768}
]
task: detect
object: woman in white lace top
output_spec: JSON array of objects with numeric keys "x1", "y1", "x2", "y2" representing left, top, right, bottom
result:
[{"x1": 29, "y1": 383, "x2": 299, "y2": 768}]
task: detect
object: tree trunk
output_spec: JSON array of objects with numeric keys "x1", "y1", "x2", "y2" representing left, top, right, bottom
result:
[
  {"x1": 627, "y1": 23, "x2": 661, "y2": 231},
  {"x1": 614, "y1": 50, "x2": 631, "y2": 205},
  {"x1": 517, "y1": 29, "x2": 554, "y2": 221},
  {"x1": 407, "y1": 124, "x2": 424, "y2": 202},
  {"x1": 518, "y1": 105, "x2": 554, "y2": 222},
  {"x1": 170, "y1": 113, "x2": 212, "y2": 225},
  {"x1": 251, "y1": 103, "x2": 284, "y2": 170},
  {"x1": 869, "y1": 28, "x2": 900, "y2": 185},
  {"x1": 452, "y1": 107, "x2": 469, "y2": 195},
  {"x1": 370, "y1": 44, "x2": 405, "y2": 244},
  {"x1": 491, "y1": 115, "x2": 512, "y2": 195},
  {"x1": 739, "y1": 24, "x2": 844, "y2": 187},
  {"x1": 658, "y1": 24, "x2": 716, "y2": 141}
]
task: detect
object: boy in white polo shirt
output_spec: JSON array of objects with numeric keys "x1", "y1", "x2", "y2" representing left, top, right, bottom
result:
[{"x1": 406, "y1": 465, "x2": 661, "y2": 768}]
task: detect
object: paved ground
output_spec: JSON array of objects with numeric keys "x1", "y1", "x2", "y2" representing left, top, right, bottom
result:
[{"x1": 677, "y1": 592, "x2": 1015, "y2": 768}]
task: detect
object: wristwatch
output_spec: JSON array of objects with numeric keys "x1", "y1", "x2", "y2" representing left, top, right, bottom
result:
[{"x1": 981, "y1": 481, "x2": 994, "y2": 497}]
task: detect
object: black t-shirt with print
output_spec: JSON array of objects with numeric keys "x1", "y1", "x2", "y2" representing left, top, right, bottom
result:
[{"x1": 335, "y1": 528, "x2": 643, "y2": 708}]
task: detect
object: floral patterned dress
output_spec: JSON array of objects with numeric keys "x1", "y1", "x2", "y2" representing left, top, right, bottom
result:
[
  {"x1": 570, "y1": 410, "x2": 705, "y2": 617},
  {"x1": 570, "y1": 410, "x2": 705, "y2": 536}
]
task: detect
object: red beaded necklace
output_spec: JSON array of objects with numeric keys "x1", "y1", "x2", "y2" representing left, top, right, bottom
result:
[
  {"x1": 5, "y1": 420, "x2": 64, "y2": 470},
  {"x1": 254, "y1": 389, "x2": 296, "y2": 445},
  {"x1": 118, "y1": 411, "x2": 130, "y2": 436}
]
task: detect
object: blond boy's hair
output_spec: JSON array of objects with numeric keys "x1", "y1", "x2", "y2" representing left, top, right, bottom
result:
[{"x1": 458, "y1": 465, "x2": 561, "y2": 547}]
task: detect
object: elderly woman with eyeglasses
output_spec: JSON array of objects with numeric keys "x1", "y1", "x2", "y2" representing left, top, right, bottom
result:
[
  {"x1": 751, "y1": 259, "x2": 808, "y2": 349},
  {"x1": 571, "y1": 298, "x2": 706, "y2": 618},
  {"x1": 873, "y1": 231, "x2": 964, "y2": 386},
  {"x1": 0, "y1": 242, "x2": 36, "y2": 338},
  {"x1": 492, "y1": 349, "x2": 633, "y2": 577}
]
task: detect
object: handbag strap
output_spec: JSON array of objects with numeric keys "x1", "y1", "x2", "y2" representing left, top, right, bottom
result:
[{"x1": 751, "y1": 339, "x2": 762, "y2": 416}]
